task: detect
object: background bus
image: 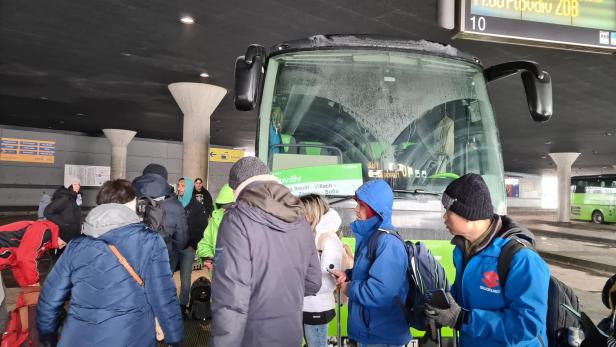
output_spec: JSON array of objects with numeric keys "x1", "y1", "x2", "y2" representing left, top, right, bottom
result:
[{"x1": 571, "y1": 174, "x2": 616, "y2": 224}]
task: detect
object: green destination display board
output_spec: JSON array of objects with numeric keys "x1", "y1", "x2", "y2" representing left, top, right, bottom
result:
[
  {"x1": 456, "y1": 0, "x2": 616, "y2": 51},
  {"x1": 272, "y1": 163, "x2": 363, "y2": 196}
]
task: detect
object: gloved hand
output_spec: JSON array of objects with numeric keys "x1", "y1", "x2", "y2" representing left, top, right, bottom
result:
[{"x1": 425, "y1": 291, "x2": 465, "y2": 329}]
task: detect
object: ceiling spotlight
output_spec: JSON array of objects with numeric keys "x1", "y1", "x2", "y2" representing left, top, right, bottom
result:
[
  {"x1": 605, "y1": 131, "x2": 613, "y2": 136},
  {"x1": 544, "y1": 140, "x2": 552, "y2": 145},
  {"x1": 200, "y1": 72, "x2": 209, "y2": 78},
  {"x1": 121, "y1": 52, "x2": 132, "y2": 57},
  {"x1": 76, "y1": 113, "x2": 87, "y2": 117},
  {"x1": 40, "y1": 96, "x2": 49, "y2": 101},
  {"x1": 179, "y1": 16, "x2": 195, "y2": 24},
  {"x1": 541, "y1": 155, "x2": 547, "y2": 159}
]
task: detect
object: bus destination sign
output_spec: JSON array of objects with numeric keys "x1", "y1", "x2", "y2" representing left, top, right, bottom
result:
[{"x1": 456, "y1": 0, "x2": 616, "y2": 51}]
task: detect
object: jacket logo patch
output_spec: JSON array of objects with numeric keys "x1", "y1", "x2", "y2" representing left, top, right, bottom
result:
[{"x1": 480, "y1": 271, "x2": 501, "y2": 293}]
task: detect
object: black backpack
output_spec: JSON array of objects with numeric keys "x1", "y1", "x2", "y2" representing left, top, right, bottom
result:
[
  {"x1": 189, "y1": 277, "x2": 212, "y2": 321},
  {"x1": 368, "y1": 229, "x2": 450, "y2": 331},
  {"x1": 136, "y1": 196, "x2": 170, "y2": 243},
  {"x1": 498, "y1": 238, "x2": 580, "y2": 347}
]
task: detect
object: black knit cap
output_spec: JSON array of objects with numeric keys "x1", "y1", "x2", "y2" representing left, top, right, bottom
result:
[{"x1": 442, "y1": 173, "x2": 493, "y2": 221}]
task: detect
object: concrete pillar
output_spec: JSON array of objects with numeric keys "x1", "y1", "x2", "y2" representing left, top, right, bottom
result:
[
  {"x1": 168, "y1": 82, "x2": 227, "y2": 180},
  {"x1": 549, "y1": 152, "x2": 580, "y2": 222},
  {"x1": 103, "y1": 129, "x2": 137, "y2": 179}
]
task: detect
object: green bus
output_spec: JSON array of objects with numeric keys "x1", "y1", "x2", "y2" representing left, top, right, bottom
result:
[
  {"x1": 233, "y1": 35, "x2": 552, "y2": 345},
  {"x1": 571, "y1": 174, "x2": 616, "y2": 224}
]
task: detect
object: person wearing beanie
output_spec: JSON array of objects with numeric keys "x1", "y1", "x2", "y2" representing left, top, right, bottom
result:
[
  {"x1": 196, "y1": 183, "x2": 235, "y2": 270},
  {"x1": 210, "y1": 157, "x2": 321, "y2": 347},
  {"x1": 44, "y1": 176, "x2": 82, "y2": 247},
  {"x1": 132, "y1": 164, "x2": 188, "y2": 263},
  {"x1": 331, "y1": 179, "x2": 411, "y2": 346},
  {"x1": 425, "y1": 173, "x2": 550, "y2": 347}
]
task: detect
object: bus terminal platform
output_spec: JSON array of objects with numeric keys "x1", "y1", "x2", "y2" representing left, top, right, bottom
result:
[{"x1": 0, "y1": 208, "x2": 614, "y2": 346}]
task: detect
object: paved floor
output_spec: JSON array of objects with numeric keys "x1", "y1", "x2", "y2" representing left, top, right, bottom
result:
[{"x1": 1, "y1": 208, "x2": 615, "y2": 346}]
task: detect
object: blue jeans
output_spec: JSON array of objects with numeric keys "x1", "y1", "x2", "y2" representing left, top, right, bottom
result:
[
  {"x1": 170, "y1": 247, "x2": 196, "y2": 306},
  {"x1": 304, "y1": 324, "x2": 328, "y2": 347}
]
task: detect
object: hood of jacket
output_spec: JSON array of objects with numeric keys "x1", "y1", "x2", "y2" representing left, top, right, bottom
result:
[
  {"x1": 236, "y1": 180, "x2": 304, "y2": 231},
  {"x1": 316, "y1": 209, "x2": 342, "y2": 236},
  {"x1": 354, "y1": 179, "x2": 394, "y2": 231},
  {"x1": 132, "y1": 173, "x2": 171, "y2": 199},
  {"x1": 498, "y1": 215, "x2": 536, "y2": 246},
  {"x1": 52, "y1": 186, "x2": 77, "y2": 200},
  {"x1": 179, "y1": 177, "x2": 194, "y2": 208},
  {"x1": 82, "y1": 203, "x2": 141, "y2": 238}
]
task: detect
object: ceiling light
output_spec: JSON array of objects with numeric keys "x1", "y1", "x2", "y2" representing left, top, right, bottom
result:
[
  {"x1": 541, "y1": 155, "x2": 547, "y2": 159},
  {"x1": 200, "y1": 72, "x2": 209, "y2": 78},
  {"x1": 179, "y1": 16, "x2": 195, "y2": 24},
  {"x1": 121, "y1": 53, "x2": 132, "y2": 57},
  {"x1": 544, "y1": 140, "x2": 552, "y2": 145},
  {"x1": 605, "y1": 131, "x2": 613, "y2": 136},
  {"x1": 40, "y1": 96, "x2": 48, "y2": 101},
  {"x1": 76, "y1": 113, "x2": 86, "y2": 116}
]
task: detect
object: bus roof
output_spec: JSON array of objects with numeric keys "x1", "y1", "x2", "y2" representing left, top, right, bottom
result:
[
  {"x1": 571, "y1": 174, "x2": 616, "y2": 180},
  {"x1": 268, "y1": 34, "x2": 482, "y2": 67}
]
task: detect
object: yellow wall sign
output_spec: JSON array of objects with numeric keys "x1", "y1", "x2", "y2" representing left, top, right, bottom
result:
[
  {"x1": 0, "y1": 138, "x2": 55, "y2": 164},
  {"x1": 209, "y1": 147, "x2": 244, "y2": 163}
]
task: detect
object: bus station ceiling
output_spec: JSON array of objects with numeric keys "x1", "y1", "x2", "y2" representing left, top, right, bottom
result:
[{"x1": 1, "y1": 0, "x2": 615, "y2": 173}]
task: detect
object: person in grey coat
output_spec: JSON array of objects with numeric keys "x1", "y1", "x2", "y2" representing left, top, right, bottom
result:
[{"x1": 211, "y1": 157, "x2": 322, "y2": 347}]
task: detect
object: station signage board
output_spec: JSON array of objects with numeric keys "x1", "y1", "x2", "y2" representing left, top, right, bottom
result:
[
  {"x1": 64, "y1": 164, "x2": 110, "y2": 187},
  {"x1": 209, "y1": 147, "x2": 245, "y2": 163},
  {"x1": 0, "y1": 137, "x2": 55, "y2": 164},
  {"x1": 455, "y1": 0, "x2": 616, "y2": 51}
]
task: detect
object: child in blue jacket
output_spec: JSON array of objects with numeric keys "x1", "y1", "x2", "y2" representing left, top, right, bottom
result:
[{"x1": 333, "y1": 179, "x2": 411, "y2": 347}]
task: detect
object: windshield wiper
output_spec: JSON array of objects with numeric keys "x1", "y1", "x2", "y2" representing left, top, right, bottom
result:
[
  {"x1": 327, "y1": 195, "x2": 355, "y2": 205},
  {"x1": 393, "y1": 189, "x2": 441, "y2": 196}
]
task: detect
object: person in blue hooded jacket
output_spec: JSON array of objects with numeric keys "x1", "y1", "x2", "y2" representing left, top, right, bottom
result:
[
  {"x1": 425, "y1": 173, "x2": 550, "y2": 347},
  {"x1": 37, "y1": 179, "x2": 183, "y2": 347},
  {"x1": 332, "y1": 179, "x2": 411, "y2": 347}
]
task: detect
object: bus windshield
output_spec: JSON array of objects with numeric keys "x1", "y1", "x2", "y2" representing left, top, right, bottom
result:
[{"x1": 257, "y1": 49, "x2": 506, "y2": 213}]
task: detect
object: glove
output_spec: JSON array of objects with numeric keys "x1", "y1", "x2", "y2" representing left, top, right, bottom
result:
[{"x1": 425, "y1": 291, "x2": 466, "y2": 329}]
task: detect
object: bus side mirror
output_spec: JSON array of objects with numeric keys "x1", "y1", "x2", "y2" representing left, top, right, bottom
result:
[
  {"x1": 234, "y1": 44, "x2": 266, "y2": 111},
  {"x1": 485, "y1": 61, "x2": 553, "y2": 123}
]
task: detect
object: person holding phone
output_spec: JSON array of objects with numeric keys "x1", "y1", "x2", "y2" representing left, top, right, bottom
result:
[
  {"x1": 425, "y1": 173, "x2": 550, "y2": 347},
  {"x1": 331, "y1": 180, "x2": 410, "y2": 347}
]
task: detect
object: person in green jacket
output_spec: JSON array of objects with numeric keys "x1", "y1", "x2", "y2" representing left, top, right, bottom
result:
[{"x1": 197, "y1": 183, "x2": 235, "y2": 271}]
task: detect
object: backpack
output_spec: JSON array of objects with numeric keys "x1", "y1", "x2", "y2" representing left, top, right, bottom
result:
[
  {"x1": 368, "y1": 229, "x2": 450, "y2": 330},
  {"x1": 498, "y1": 237, "x2": 580, "y2": 347},
  {"x1": 1, "y1": 287, "x2": 41, "y2": 347},
  {"x1": 189, "y1": 277, "x2": 212, "y2": 321},
  {"x1": 136, "y1": 197, "x2": 169, "y2": 243}
]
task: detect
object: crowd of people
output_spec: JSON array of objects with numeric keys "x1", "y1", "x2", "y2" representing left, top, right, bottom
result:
[{"x1": 0, "y1": 156, "x2": 571, "y2": 346}]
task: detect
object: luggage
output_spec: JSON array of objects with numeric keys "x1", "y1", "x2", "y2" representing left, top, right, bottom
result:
[
  {"x1": 189, "y1": 277, "x2": 212, "y2": 321},
  {"x1": 1, "y1": 287, "x2": 41, "y2": 347}
]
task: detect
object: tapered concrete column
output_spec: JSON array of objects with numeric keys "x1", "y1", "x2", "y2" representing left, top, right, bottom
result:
[
  {"x1": 103, "y1": 129, "x2": 137, "y2": 179},
  {"x1": 168, "y1": 82, "x2": 227, "y2": 180},
  {"x1": 549, "y1": 152, "x2": 580, "y2": 222}
]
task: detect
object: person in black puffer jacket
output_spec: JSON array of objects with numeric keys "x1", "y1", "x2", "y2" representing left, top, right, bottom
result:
[{"x1": 44, "y1": 176, "x2": 82, "y2": 245}]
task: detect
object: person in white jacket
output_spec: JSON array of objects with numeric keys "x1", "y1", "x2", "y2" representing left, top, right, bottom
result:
[{"x1": 300, "y1": 194, "x2": 344, "y2": 347}]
